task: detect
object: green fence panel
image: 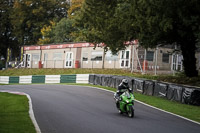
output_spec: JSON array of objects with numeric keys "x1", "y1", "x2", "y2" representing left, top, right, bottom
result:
[
  {"x1": 60, "y1": 75, "x2": 76, "y2": 83},
  {"x1": 32, "y1": 75, "x2": 45, "y2": 83},
  {"x1": 9, "y1": 76, "x2": 19, "y2": 84}
]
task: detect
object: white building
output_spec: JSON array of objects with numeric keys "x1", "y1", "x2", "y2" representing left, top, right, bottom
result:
[{"x1": 21, "y1": 42, "x2": 199, "y2": 74}]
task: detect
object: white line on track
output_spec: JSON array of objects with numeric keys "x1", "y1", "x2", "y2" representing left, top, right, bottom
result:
[{"x1": 0, "y1": 91, "x2": 41, "y2": 133}]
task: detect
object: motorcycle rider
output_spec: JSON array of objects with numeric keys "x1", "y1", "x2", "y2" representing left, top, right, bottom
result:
[{"x1": 115, "y1": 79, "x2": 130, "y2": 109}]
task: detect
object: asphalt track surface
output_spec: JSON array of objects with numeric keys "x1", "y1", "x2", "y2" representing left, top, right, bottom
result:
[{"x1": 0, "y1": 84, "x2": 200, "y2": 133}]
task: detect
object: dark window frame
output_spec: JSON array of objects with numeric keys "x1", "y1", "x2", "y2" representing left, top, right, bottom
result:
[
  {"x1": 146, "y1": 51, "x2": 154, "y2": 61},
  {"x1": 162, "y1": 53, "x2": 170, "y2": 63}
]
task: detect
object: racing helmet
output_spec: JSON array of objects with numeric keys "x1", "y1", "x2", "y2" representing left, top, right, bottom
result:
[{"x1": 122, "y1": 79, "x2": 128, "y2": 86}]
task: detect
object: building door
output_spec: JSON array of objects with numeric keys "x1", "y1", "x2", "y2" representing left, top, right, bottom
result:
[
  {"x1": 27, "y1": 54, "x2": 31, "y2": 68},
  {"x1": 120, "y1": 50, "x2": 130, "y2": 68},
  {"x1": 65, "y1": 52, "x2": 73, "y2": 68},
  {"x1": 21, "y1": 54, "x2": 31, "y2": 68},
  {"x1": 172, "y1": 54, "x2": 183, "y2": 71},
  {"x1": 21, "y1": 54, "x2": 26, "y2": 67}
]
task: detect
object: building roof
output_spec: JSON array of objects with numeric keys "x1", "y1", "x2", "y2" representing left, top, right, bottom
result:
[{"x1": 23, "y1": 42, "x2": 99, "y2": 51}]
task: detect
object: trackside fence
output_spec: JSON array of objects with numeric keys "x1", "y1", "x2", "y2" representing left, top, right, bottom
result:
[
  {"x1": 0, "y1": 74, "x2": 200, "y2": 106},
  {"x1": 89, "y1": 74, "x2": 200, "y2": 106}
]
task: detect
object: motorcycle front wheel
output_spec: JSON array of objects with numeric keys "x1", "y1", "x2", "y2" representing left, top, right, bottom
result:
[
  {"x1": 118, "y1": 109, "x2": 123, "y2": 114},
  {"x1": 127, "y1": 106, "x2": 134, "y2": 118}
]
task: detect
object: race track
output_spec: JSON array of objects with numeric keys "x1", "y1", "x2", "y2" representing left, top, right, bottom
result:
[{"x1": 0, "y1": 85, "x2": 199, "y2": 133}]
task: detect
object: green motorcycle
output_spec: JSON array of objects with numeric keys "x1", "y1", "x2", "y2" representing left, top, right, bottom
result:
[{"x1": 114, "y1": 89, "x2": 135, "y2": 118}]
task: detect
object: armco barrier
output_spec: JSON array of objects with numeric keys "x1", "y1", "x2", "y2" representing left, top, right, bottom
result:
[
  {"x1": 9, "y1": 76, "x2": 19, "y2": 84},
  {"x1": 76, "y1": 74, "x2": 89, "y2": 83},
  {"x1": 84, "y1": 74, "x2": 200, "y2": 106},
  {"x1": 167, "y1": 84, "x2": 183, "y2": 102},
  {"x1": 32, "y1": 75, "x2": 45, "y2": 83},
  {"x1": 89, "y1": 74, "x2": 95, "y2": 84},
  {"x1": 133, "y1": 78, "x2": 145, "y2": 93},
  {"x1": 0, "y1": 76, "x2": 9, "y2": 84},
  {"x1": 93, "y1": 74, "x2": 103, "y2": 86},
  {"x1": 19, "y1": 76, "x2": 32, "y2": 84},
  {"x1": 182, "y1": 87, "x2": 200, "y2": 106},
  {"x1": 45, "y1": 75, "x2": 60, "y2": 84},
  {"x1": 109, "y1": 75, "x2": 117, "y2": 88},
  {"x1": 60, "y1": 75, "x2": 76, "y2": 83},
  {"x1": 143, "y1": 80, "x2": 154, "y2": 96},
  {"x1": 101, "y1": 75, "x2": 112, "y2": 87},
  {"x1": 154, "y1": 82, "x2": 168, "y2": 98},
  {"x1": 108, "y1": 76, "x2": 116, "y2": 88}
]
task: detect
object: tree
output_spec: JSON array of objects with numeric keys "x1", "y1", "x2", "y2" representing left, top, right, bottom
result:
[
  {"x1": 68, "y1": 0, "x2": 84, "y2": 18},
  {"x1": 74, "y1": 0, "x2": 134, "y2": 53},
  {"x1": 76, "y1": 0, "x2": 200, "y2": 77},
  {"x1": 38, "y1": 18, "x2": 75, "y2": 44},
  {"x1": 67, "y1": 0, "x2": 89, "y2": 42},
  {"x1": 131, "y1": 0, "x2": 200, "y2": 77},
  {"x1": 52, "y1": 18, "x2": 75, "y2": 43},
  {"x1": 11, "y1": 0, "x2": 69, "y2": 46},
  {"x1": 0, "y1": 0, "x2": 18, "y2": 59},
  {"x1": 38, "y1": 0, "x2": 85, "y2": 45},
  {"x1": 37, "y1": 21, "x2": 56, "y2": 45}
]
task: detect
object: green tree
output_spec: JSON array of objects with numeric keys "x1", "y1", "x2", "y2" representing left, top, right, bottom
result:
[
  {"x1": 52, "y1": 18, "x2": 75, "y2": 43},
  {"x1": 67, "y1": 0, "x2": 88, "y2": 42},
  {"x1": 131, "y1": 0, "x2": 200, "y2": 77},
  {"x1": 0, "y1": 0, "x2": 18, "y2": 59},
  {"x1": 38, "y1": 18, "x2": 75, "y2": 44},
  {"x1": 75, "y1": 0, "x2": 134, "y2": 53},
  {"x1": 11, "y1": 0, "x2": 69, "y2": 46},
  {"x1": 76, "y1": 0, "x2": 200, "y2": 77}
]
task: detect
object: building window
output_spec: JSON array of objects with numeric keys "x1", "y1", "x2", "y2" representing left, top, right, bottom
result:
[
  {"x1": 91, "y1": 51, "x2": 103, "y2": 61},
  {"x1": 65, "y1": 52, "x2": 73, "y2": 68},
  {"x1": 32, "y1": 53, "x2": 40, "y2": 61},
  {"x1": 162, "y1": 53, "x2": 169, "y2": 63},
  {"x1": 82, "y1": 53, "x2": 88, "y2": 61},
  {"x1": 105, "y1": 51, "x2": 118, "y2": 61},
  {"x1": 53, "y1": 53, "x2": 63, "y2": 60},
  {"x1": 120, "y1": 50, "x2": 130, "y2": 67},
  {"x1": 146, "y1": 51, "x2": 154, "y2": 61}
]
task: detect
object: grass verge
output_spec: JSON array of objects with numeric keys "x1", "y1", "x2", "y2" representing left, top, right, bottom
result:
[
  {"x1": 0, "y1": 92, "x2": 36, "y2": 133},
  {"x1": 135, "y1": 93, "x2": 200, "y2": 123},
  {"x1": 67, "y1": 83, "x2": 200, "y2": 123}
]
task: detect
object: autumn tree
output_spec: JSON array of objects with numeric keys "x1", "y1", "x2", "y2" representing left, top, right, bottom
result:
[
  {"x1": 68, "y1": 0, "x2": 84, "y2": 18},
  {"x1": 38, "y1": 18, "x2": 75, "y2": 44},
  {"x1": 11, "y1": 0, "x2": 69, "y2": 46},
  {"x1": 38, "y1": 0, "x2": 84, "y2": 45},
  {"x1": 37, "y1": 21, "x2": 56, "y2": 45}
]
